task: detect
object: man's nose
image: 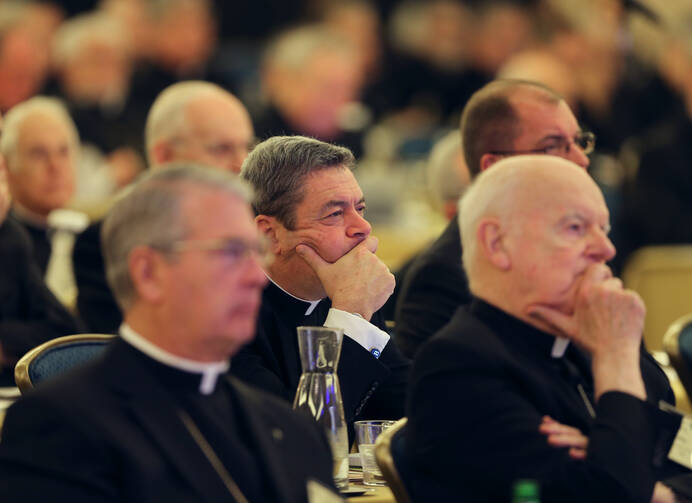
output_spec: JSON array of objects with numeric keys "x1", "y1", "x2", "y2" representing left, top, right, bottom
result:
[
  {"x1": 591, "y1": 230, "x2": 616, "y2": 262},
  {"x1": 567, "y1": 144, "x2": 590, "y2": 170},
  {"x1": 346, "y1": 209, "x2": 371, "y2": 239}
]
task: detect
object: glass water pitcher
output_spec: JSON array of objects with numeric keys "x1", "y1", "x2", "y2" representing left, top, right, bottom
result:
[{"x1": 293, "y1": 326, "x2": 349, "y2": 490}]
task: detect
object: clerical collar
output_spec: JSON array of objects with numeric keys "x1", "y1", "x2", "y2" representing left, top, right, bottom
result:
[
  {"x1": 119, "y1": 324, "x2": 229, "y2": 395},
  {"x1": 265, "y1": 274, "x2": 322, "y2": 315},
  {"x1": 551, "y1": 337, "x2": 570, "y2": 358}
]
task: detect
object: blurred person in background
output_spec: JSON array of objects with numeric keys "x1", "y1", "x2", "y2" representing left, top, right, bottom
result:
[
  {"x1": 0, "y1": 111, "x2": 80, "y2": 386},
  {"x1": 381, "y1": 129, "x2": 470, "y2": 319},
  {"x1": 2, "y1": 97, "x2": 88, "y2": 298},
  {"x1": 48, "y1": 11, "x2": 144, "y2": 203},
  {"x1": 255, "y1": 24, "x2": 368, "y2": 157},
  {"x1": 74, "y1": 81, "x2": 255, "y2": 334},
  {"x1": 0, "y1": 1, "x2": 62, "y2": 113}
]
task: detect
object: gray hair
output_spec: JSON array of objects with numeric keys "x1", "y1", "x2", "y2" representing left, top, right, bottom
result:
[
  {"x1": 144, "y1": 80, "x2": 233, "y2": 166},
  {"x1": 426, "y1": 129, "x2": 469, "y2": 209},
  {"x1": 241, "y1": 135, "x2": 355, "y2": 229},
  {"x1": 52, "y1": 12, "x2": 131, "y2": 68},
  {"x1": 101, "y1": 163, "x2": 253, "y2": 311},
  {"x1": 0, "y1": 96, "x2": 80, "y2": 170},
  {"x1": 263, "y1": 24, "x2": 355, "y2": 72}
]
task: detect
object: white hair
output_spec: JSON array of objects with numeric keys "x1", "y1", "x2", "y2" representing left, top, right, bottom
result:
[
  {"x1": 52, "y1": 12, "x2": 131, "y2": 68},
  {"x1": 0, "y1": 96, "x2": 80, "y2": 171},
  {"x1": 144, "y1": 80, "x2": 232, "y2": 166},
  {"x1": 426, "y1": 129, "x2": 468, "y2": 210}
]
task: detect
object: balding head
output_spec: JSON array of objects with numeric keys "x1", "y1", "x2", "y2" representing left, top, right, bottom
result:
[
  {"x1": 460, "y1": 79, "x2": 589, "y2": 176},
  {"x1": 145, "y1": 81, "x2": 254, "y2": 173},
  {"x1": 460, "y1": 155, "x2": 614, "y2": 322}
]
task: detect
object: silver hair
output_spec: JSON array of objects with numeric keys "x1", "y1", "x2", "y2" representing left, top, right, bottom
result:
[
  {"x1": 426, "y1": 129, "x2": 469, "y2": 209},
  {"x1": 144, "y1": 80, "x2": 233, "y2": 166},
  {"x1": 101, "y1": 163, "x2": 253, "y2": 311},
  {"x1": 52, "y1": 12, "x2": 131, "y2": 68},
  {"x1": 0, "y1": 96, "x2": 80, "y2": 171},
  {"x1": 240, "y1": 135, "x2": 355, "y2": 229},
  {"x1": 263, "y1": 24, "x2": 355, "y2": 72}
]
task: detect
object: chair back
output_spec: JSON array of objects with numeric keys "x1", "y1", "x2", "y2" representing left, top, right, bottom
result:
[
  {"x1": 14, "y1": 334, "x2": 114, "y2": 394},
  {"x1": 375, "y1": 417, "x2": 412, "y2": 503},
  {"x1": 622, "y1": 245, "x2": 692, "y2": 351},
  {"x1": 663, "y1": 313, "x2": 692, "y2": 400}
]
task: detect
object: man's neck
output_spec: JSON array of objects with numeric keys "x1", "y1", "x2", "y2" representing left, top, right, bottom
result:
[
  {"x1": 265, "y1": 262, "x2": 325, "y2": 301},
  {"x1": 12, "y1": 203, "x2": 49, "y2": 227}
]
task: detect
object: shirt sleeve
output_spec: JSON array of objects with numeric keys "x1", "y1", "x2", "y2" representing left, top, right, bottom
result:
[{"x1": 324, "y1": 308, "x2": 390, "y2": 357}]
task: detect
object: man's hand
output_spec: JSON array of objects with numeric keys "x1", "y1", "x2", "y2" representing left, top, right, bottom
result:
[
  {"x1": 539, "y1": 415, "x2": 587, "y2": 460},
  {"x1": 527, "y1": 264, "x2": 646, "y2": 400},
  {"x1": 0, "y1": 160, "x2": 10, "y2": 224},
  {"x1": 296, "y1": 236, "x2": 395, "y2": 320}
]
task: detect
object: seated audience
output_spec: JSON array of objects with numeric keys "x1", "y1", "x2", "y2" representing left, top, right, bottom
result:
[
  {"x1": 73, "y1": 81, "x2": 254, "y2": 333},
  {"x1": 255, "y1": 25, "x2": 368, "y2": 157},
  {"x1": 233, "y1": 136, "x2": 410, "y2": 426},
  {"x1": 2, "y1": 96, "x2": 88, "y2": 306},
  {"x1": 395, "y1": 79, "x2": 590, "y2": 358},
  {"x1": 408, "y1": 155, "x2": 685, "y2": 503},
  {"x1": 0, "y1": 164, "x2": 337, "y2": 502},
  {"x1": 0, "y1": 134, "x2": 80, "y2": 386}
]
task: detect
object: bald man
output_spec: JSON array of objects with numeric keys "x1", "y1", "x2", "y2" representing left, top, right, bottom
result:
[
  {"x1": 395, "y1": 79, "x2": 592, "y2": 358},
  {"x1": 407, "y1": 156, "x2": 684, "y2": 503},
  {"x1": 74, "y1": 81, "x2": 255, "y2": 333}
]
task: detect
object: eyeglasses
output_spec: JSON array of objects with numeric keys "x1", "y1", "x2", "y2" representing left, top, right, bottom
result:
[
  {"x1": 166, "y1": 236, "x2": 273, "y2": 267},
  {"x1": 488, "y1": 131, "x2": 596, "y2": 157}
]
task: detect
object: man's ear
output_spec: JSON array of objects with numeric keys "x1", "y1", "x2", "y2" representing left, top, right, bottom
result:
[
  {"x1": 479, "y1": 153, "x2": 501, "y2": 172},
  {"x1": 151, "y1": 140, "x2": 174, "y2": 166},
  {"x1": 255, "y1": 215, "x2": 281, "y2": 254},
  {"x1": 477, "y1": 217, "x2": 511, "y2": 270},
  {"x1": 128, "y1": 246, "x2": 166, "y2": 303}
]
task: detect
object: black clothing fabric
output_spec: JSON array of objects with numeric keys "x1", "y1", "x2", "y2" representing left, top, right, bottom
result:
[
  {"x1": 0, "y1": 218, "x2": 80, "y2": 384},
  {"x1": 407, "y1": 298, "x2": 681, "y2": 503},
  {"x1": 394, "y1": 215, "x2": 470, "y2": 358},
  {"x1": 9, "y1": 211, "x2": 51, "y2": 275},
  {"x1": 72, "y1": 220, "x2": 122, "y2": 334},
  {"x1": 614, "y1": 113, "x2": 692, "y2": 273},
  {"x1": 230, "y1": 281, "x2": 410, "y2": 425},
  {"x1": 0, "y1": 337, "x2": 336, "y2": 502},
  {"x1": 253, "y1": 105, "x2": 365, "y2": 159}
]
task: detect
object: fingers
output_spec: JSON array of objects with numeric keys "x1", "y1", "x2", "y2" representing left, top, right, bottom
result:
[
  {"x1": 295, "y1": 244, "x2": 328, "y2": 273},
  {"x1": 540, "y1": 416, "x2": 589, "y2": 457},
  {"x1": 526, "y1": 305, "x2": 577, "y2": 338},
  {"x1": 363, "y1": 235, "x2": 378, "y2": 254}
]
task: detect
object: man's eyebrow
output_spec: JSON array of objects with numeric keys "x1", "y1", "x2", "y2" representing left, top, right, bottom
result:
[{"x1": 320, "y1": 197, "x2": 365, "y2": 211}]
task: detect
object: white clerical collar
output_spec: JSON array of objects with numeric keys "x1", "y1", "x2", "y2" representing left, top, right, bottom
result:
[
  {"x1": 551, "y1": 337, "x2": 570, "y2": 358},
  {"x1": 266, "y1": 274, "x2": 322, "y2": 316},
  {"x1": 119, "y1": 324, "x2": 229, "y2": 395}
]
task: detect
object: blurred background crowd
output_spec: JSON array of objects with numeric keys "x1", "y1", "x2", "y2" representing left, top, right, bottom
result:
[{"x1": 2, "y1": 0, "x2": 692, "y2": 273}]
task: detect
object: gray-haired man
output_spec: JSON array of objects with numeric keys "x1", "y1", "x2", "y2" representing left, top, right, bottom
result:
[{"x1": 232, "y1": 135, "x2": 410, "y2": 427}]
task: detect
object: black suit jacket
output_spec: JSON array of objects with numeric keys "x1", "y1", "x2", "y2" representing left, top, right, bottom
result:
[
  {"x1": 9, "y1": 212, "x2": 51, "y2": 274},
  {"x1": 407, "y1": 298, "x2": 681, "y2": 503},
  {"x1": 0, "y1": 219, "x2": 80, "y2": 382},
  {"x1": 0, "y1": 337, "x2": 336, "y2": 503},
  {"x1": 394, "y1": 215, "x2": 470, "y2": 358},
  {"x1": 231, "y1": 281, "x2": 410, "y2": 424},
  {"x1": 72, "y1": 220, "x2": 122, "y2": 333}
]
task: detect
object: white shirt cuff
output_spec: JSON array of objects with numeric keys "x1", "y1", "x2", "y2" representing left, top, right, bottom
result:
[{"x1": 324, "y1": 308, "x2": 390, "y2": 358}]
